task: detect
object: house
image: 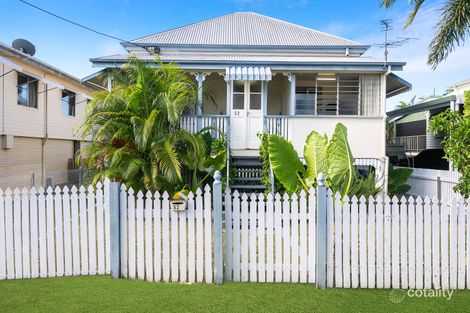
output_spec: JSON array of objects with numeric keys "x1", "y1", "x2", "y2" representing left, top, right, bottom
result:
[
  {"x1": 0, "y1": 40, "x2": 95, "y2": 189},
  {"x1": 85, "y1": 12, "x2": 410, "y2": 189},
  {"x1": 386, "y1": 78, "x2": 467, "y2": 169}
]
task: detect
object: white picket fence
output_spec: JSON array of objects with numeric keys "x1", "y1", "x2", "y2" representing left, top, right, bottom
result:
[
  {"x1": 329, "y1": 191, "x2": 470, "y2": 289},
  {"x1": 119, "y1": 185, "x2": 213, "y2": 283},
  {"x1": 0, "y1": 180, "x2": 110, "y2": 280},
  {"x1": 398, "y1": 167, "x2": 461, "y2": 205},
  {"x1": 2, "y1": 177, "x2": 470, "y2": 291},
  {"x1": 224, "y1": 189, "x2": 316, "y2": 283}
]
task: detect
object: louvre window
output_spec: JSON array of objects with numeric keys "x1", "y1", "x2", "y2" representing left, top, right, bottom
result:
[{"x1": 295, "y1": 74, "x2": 362, "y2": 116}]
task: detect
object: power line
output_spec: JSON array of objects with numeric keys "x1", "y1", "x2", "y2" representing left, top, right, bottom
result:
[{"x1": 18, "y1": 0, "x2": 154, "y2": 54}]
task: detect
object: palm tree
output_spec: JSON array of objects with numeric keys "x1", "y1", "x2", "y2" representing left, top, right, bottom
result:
[
  {"x1": 380, "y1": 0, "x2": 470, "y2": 68},
  {"x1": 78, "y1": 58, "x2": 224, "y2": 192},
  {"x1": 395, "y1": 100, "x2": 411, "y2": 109}
]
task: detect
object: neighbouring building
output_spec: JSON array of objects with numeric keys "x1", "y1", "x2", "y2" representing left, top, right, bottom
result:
[
  {"x1": 386, "y1": 78, "x2": 468, "y2": 169},
  {"x1": 84, "y1": 12, "x2": 411, "y2": 191},
  {"x1": 0, "y1": 40, "x2": 96, "y2": 189}
]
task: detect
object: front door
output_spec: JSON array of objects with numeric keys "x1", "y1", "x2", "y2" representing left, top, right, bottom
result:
[{"x1": 231, "y1": 81, "x2": 263, "y2": 150}]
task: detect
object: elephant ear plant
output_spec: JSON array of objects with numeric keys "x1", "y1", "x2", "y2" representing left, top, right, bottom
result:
[{"x1": 268, "y1": 123, "x2": 381, "y2": 201}]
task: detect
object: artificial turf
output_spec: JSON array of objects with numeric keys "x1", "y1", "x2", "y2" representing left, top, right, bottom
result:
[{"x1": 0, "y1": 276, "x2": 466, "y2": 313}]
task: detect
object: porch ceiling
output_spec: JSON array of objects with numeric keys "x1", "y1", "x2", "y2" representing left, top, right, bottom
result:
[{"x1": 386, "y1": 73, "x2": 412, "y2": 98}]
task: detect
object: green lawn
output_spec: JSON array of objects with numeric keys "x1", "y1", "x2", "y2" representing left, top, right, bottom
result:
[{"x1": 0, "y1": 276, "x2": 467, "y2": 313}]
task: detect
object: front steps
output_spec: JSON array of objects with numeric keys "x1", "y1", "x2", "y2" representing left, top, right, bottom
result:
[{"x1": 230, "y1": 156, "x2": 266, "y2": 193}]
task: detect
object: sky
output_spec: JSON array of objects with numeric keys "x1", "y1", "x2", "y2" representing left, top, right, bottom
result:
[{"x1": 1, "y1": 0, "x2": 469, "y2": 111}]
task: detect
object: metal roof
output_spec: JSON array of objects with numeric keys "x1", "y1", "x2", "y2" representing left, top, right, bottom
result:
[
  {"x1": 387, "y1": 94, "x2": 456, "y2": 118},
  {"x1": 128, "y1": 12, "x2": 364, "y2": 48},
  {"x1": 91, "y1": 53, "x2": 404, "y2": 66},
  {"x1": 386, "y1": 73, "x2": 412, "y2": 98}
]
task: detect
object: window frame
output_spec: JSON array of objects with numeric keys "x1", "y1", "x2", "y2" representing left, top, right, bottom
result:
[
  {"x1": 17, "y1": 72, "x2": 38, "y2": 108},
  {"x1": 61, "y1": 89, "x2": 76, "y2": 117}
]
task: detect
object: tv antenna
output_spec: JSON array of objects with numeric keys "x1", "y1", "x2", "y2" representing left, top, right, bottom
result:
[{"x1": 374, "y1": 19, "x2": 416, "y2": 67}]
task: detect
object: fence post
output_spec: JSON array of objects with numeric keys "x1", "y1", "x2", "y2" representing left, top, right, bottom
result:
[
  {"x1": 109, "y1": 181, "x2": 121, "y2": 279},
  {"x1": 213, "y1": 170, "x2": 223, "y2": 285},
  {"x1": 316, "y1": 173, "x2": 327, "y2": 289}
]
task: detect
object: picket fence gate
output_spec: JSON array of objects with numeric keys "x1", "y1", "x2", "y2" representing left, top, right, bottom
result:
[{"x1": 2, "y1": 171, "x2": 470, "y2": 291}]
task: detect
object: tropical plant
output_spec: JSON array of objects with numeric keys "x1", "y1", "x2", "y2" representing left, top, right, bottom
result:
[
  {"x1": 77, "y1": 57, "x2": 226, "y2": 193},
  {"x1": 429, "y1": 107, "x2": 470, "y2": 197},
  {"x1": 257, "y1": 132, "x2": 285, "y2": 194},
  {"x1": 380, "y1": 0, "x2": 470, "y2": 68},
  {"x1": 395, "y1": 100, "x2": 411, "y2": 109},
  {"x1": 267, "y1": 123, "x2": 382, "y2": 200},
  {"x1": 387, "y1": 165, "x2": 413, "y2": 196}
]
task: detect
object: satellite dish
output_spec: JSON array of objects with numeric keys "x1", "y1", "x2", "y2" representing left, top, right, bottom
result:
[{"x1": 12, "y1": 39, "x2": 36, "y2": 56}]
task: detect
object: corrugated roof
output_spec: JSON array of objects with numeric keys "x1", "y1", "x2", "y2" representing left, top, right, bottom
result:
[
  {"x1": 387, "y1": 94, "x2": 456, "y2": 117},
  {"x1": 130, "y1": 12, "x2": 363, "y2": 47},
  {"x1": 91, "y1": 53, "x2": 397, "y2": 65}
]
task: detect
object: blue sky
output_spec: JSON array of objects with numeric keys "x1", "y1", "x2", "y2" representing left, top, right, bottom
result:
[{"x1": 1, "y1": 0, "x2": 469, "y2": 111}]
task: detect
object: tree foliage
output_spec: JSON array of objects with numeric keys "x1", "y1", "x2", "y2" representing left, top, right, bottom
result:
[
  {"x1": 380, "y1": 0, "x2": 470, "y2": 69},
  {"x1": 77, "y1": 58, "x2": 226, "y2": 193},
  {"x1": 429, "y1": 108, "x2": 470, "y2": 197}
]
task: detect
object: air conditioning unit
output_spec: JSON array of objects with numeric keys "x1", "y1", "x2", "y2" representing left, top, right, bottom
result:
[{"x1": 2, "y1": 134, "x2": 14, "y2": 149}]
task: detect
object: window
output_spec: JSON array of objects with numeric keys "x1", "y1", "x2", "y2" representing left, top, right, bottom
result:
[
  {"x1": 62, "y1": 90, "x2": 76, "y2": 116},
  {"x1": 295, "y1": 74, "x2": 361, "y2": 115},
  {"x1": 338, "y1": 74, "x2": 360, "y2": 115},
  {"x1": 249, "y1": 81, "x2": 261, "y2": 110},
  {"x1": 17, "y1": 73, "x2": 38, "y2": 108},
  {"x1": 233, "y1": 81, "x2": 245, "y2": 110}
]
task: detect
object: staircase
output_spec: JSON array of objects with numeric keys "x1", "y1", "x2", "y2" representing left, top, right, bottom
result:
[{"x1": 230, "y1": 156, "x2": 266, "y2": 193}]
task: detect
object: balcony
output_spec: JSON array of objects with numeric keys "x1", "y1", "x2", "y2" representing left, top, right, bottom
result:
[{"x1": 389, "y1": 135, "x2": 426, "y2": 153}]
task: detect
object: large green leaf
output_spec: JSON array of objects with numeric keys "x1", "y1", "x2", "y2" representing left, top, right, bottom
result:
[
  {"x1": 202, "y1": 150, "x2": 226, "y2": 172},
  {"x1": 388, "y1": 166, "x2": 413, "y2": 195},
  {"x1": 268, "y1": 135, "x2": 305, "y2": 193},
  {"x1": 327, "y1": 123, "x2": 354, "y2": 200},
  {"x1": 303, "y1": 130, "x2": 328, "y2": 186}
]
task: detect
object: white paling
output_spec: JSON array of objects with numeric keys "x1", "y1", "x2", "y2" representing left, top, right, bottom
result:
[
  {"x1": 224, "y1": 189, "x2": 233, "y2": 281},
  {"x1": 96, "y1": 182, "x2": 105, "y2": 275},
  {"x1": 87, "y1": 185, "x2": 97, "y2": 275},
  {"x1": 0, "y1": 189, "x2": 6, "y2": 280},
  {"x1": 359, "y1": 195, "x2": 367, "y2": 287},
  {"x1": 282, "y1": 193, "x2": 291, "y2": 283},
  {"x1": 21, "y1": 188, "x2": 30, "y2": 278},
  {"x1": 186, "y1": 192, "x2": 195, "y2": 283},
  {"x1": 307, "y1": 188, "x2": 316, "y2": 284},
  {"x1": 232, "y1": 191, "x2": 241, "y2": 282},
  {"x1": 30, "y1": 187, "x2": 39, "y2": 279},
  {"x1": 342, "y1": 195, "x2": 351, "y2": 288},
  {"x1": 136, "y1": 191, "x2": 145, "y2": 280},
  {"x1": 54, "y1": 186, "x2": 64, "y2": 277},
  {"x1": 299, "y1": 190, "x2": 308, "y2": 284},
  {"x1": 203, "y1": 185, "x2": 213, "y2": 283},
  {"x1": 375, "y1": 196, "x2": 384, "y2": 289},
  {"x1": 334, "y1": 193, "x2": 343, "y2": 287},
  {"x1": 257, "y1": 194, "x2": 266, "y2": 283},
  {"x1": 13, "y1": 188, "x2": 23, "y2": 278},
  {"x1": 249, "y1": 193, "x2": 257, "y2": 282},
  {"x1": 71, "y1": 186, "x2": 80, "y2": 276},
  {"x1": 291, "y1": 193, "x2": 299, "y2": 283},
  {"x1": 63, "y1": 186, "x2": 73, "y2": 276},
  {"x1": 144, "y1": 191, "x2": 153, "y2": 282},
  {"x1": 266, "y1": 193, "x2": 274, "y2": 283}
]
